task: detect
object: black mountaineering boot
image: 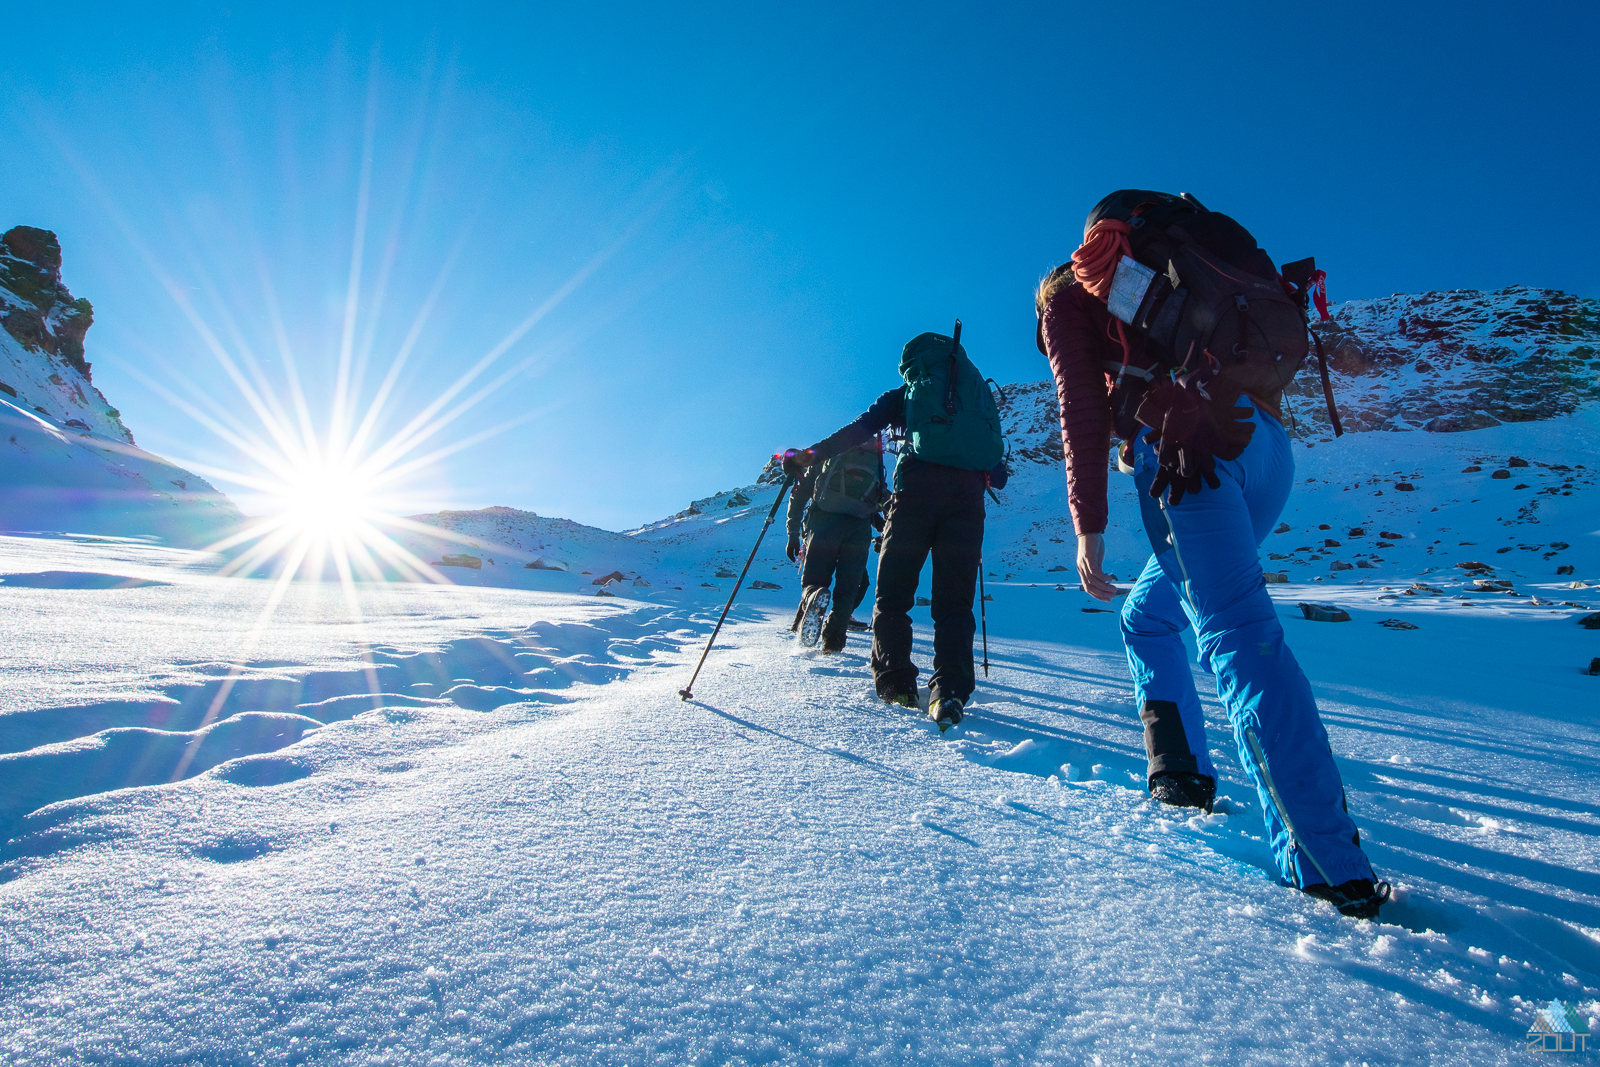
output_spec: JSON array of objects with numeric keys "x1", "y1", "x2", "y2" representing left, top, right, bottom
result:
[
  {"x1": 1149, "y1": 771, "x2": 1217, "y2": 813},
  {"x1": 1304, "y1": 878, "x2": 1393, "y2": 920},
  {"x1": 879, "y1": 684, "x2": 919, "y2": 710},
  {"x1": 797, "y1": 585, "x2": 830, "y2": 648},
  {"x1": 930, "y1": 696, "x2": 964, "y2": 732}
]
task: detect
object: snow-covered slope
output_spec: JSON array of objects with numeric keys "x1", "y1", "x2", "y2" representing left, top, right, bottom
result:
[
  {"x1": 384, "y1": 506, "x2": 678, "y2": 593},
  {"x1": 0, "y1": 518, "x2": 1597, "y2": 1064},
  {"x1": 0, "y1": 226, "x2": 243, "y2": 546},
  {"x1": 2, "y1": 286, "x2": 1598, "y2": 1064}
]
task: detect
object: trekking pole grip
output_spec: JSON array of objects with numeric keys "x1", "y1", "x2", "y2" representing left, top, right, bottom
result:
[{"x1": 678, "y1": 472, "x2": 796, "y2": 701}]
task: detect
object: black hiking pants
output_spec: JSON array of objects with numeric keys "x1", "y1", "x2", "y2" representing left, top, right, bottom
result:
[
  {"x1": 801, "y1": 510, "x2": 873, "y2": 648},
  {"x1": 871, "y1": 460, "x2": 986, "y2": 705}
]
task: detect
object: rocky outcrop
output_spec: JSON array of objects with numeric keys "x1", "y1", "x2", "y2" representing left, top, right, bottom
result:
[
  {"x1": 1, "y1": 227, "x2": 95, "y2": 380},
  {"x1": 1286, "y1": 287, "x2": 1600, "y2": 436},
  {"x1": 0, "y1": 226, "x2": 132, "y2": 444}
]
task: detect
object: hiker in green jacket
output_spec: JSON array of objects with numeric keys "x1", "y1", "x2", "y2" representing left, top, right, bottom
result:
[{"x1": 783, "y1": 327, "x2": 1007, "y2": 730}]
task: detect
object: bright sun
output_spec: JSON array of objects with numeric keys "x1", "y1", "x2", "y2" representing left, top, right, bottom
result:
[{"x1": 278, "y1": 461, "x2": 376, "y2": 536}]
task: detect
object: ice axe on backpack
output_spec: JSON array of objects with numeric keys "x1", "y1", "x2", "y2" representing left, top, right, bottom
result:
[{"x1": 679, "y1": 469, "x2": 796, "y2": 701}]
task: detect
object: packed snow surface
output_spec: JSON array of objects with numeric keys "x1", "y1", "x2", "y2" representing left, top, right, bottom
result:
[{"x1": 4, "y1": 406, "x2": 1600, "y2": 1064}]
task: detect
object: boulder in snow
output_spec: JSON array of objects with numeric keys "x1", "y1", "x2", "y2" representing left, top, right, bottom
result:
[{"x1": 1299, "y1": 603, "x2": 1351, "y2": 623}]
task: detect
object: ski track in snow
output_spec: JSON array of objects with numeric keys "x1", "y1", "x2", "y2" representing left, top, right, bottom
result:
[{"x1": 2, "y1": 533, "x2": 1598, "y2": 1064}]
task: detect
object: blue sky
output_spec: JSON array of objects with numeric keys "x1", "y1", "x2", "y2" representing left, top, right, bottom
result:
[{"x1": 3, "y1": 1, "x2": 1595, "y2": 530}]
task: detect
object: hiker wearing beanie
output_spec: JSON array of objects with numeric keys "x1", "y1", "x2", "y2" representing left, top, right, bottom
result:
[
  {"x1": 782, "y1": 326, "x2": 1008, "y2": 731},
  {"x1": 785, "y1": 437, "x2": 885, "y2": 652},
  {"x1": 1038, "y1": 189, "x2": 1388, "y2": 919}
]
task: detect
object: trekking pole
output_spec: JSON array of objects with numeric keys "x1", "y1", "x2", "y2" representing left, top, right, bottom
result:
[
  {"x1": 979, "y1": 557, "x2": 989, "y2": 678},
  {"x1": 679, "y1": 471, "x2": 796, "y2": 701},
  {"x1": 944, "y1": 319, "x2": 963, "y2": 415}
]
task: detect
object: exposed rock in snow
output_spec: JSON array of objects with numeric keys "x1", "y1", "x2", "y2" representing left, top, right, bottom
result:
[
  {"x1": 0, "y1": 227, "x2": 131, "y2": 443},
  {"x1": 1289, "y1": 287, "x2": 1600, "y2": 435}
]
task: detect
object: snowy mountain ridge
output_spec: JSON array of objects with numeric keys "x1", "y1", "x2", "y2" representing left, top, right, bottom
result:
[{"x1": 1291, "y1": 285, "x2": 1600, "y2": 436}]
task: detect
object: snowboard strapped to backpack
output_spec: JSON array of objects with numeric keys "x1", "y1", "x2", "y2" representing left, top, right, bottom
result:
[
  {"x1": 898, "y1": 323, "x2": 1005, "y2": 481},
  {"x1": 811, "y1": 440, "x2": 886, "y2": 519},
  {"x1": 1085, "y1": 189, "x2": 1342, "y2": 437}
]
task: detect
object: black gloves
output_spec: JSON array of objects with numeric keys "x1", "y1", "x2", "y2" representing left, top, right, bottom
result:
[
  {"x1": 1137, "y1": 376, "x2": 1255, "y2": 506},
  {"x1": 786, "y1": 536, "x2": 801, "y2": 562},
  {"x1": 781, "y1": 448, "x2": 817, "y2": 477}
]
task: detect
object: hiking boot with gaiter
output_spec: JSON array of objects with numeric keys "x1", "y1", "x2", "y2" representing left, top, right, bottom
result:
[
  {"x1": 1303, "y1": 878, "x2": 1393, "y2": 920},
  {"x1": 1149, "y1": 771, "x2": 1216, "y2": 812}
]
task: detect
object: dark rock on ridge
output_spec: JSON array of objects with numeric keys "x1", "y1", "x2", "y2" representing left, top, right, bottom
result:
[{"x1": 1, "y1": 226, "x2": 95, "y2": 380}]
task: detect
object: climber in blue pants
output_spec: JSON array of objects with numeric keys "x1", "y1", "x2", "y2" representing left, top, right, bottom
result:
[
  {"x1": 1039, "y1": 188, "x2": 1390, "y2": 917},
  {"x1": 1121, "y1": 406, "x2": 1377, "y2": 894}
]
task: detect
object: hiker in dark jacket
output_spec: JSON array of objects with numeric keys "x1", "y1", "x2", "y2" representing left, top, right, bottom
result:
[
  {"x1": 1037, "y1": 189, "x2": 1387, "y2": 919},
  {"x1": 783, "y1": 329, "x2": 1007, "y2": 730},
  {"x1": 785, "y1": 439, "x2": 885, "y2": 652}
]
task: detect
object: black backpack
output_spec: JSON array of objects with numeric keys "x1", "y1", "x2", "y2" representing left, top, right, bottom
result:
[{"x1": 1087, "y1": 189, "x2": 1341, "y2": 434}]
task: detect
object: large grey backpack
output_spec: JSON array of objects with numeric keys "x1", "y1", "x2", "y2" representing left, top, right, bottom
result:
[{"x1": 811, "y1": 442, "x2": 885, "y2": 519}]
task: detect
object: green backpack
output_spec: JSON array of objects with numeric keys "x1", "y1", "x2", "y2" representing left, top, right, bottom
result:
[
  {"x1": 811, "y1": 442, "x2": 885, "y2": 519},
  {"x1": 898, "y1": 325, "x2": 1003, "y2": 475}
]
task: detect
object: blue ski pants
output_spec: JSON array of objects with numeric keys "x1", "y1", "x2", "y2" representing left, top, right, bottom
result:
[{"x1": 1120, "y1": 407, "x2": 1374, "y2": 889}]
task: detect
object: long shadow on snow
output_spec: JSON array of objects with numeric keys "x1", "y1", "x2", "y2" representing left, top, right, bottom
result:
[
  {"x1": 781, "y1": 619, "x2": 1600, "y2": 1003},
  {"x1": 1321, "y1": 706, "x2": 1593, "y2": 776},
  {"x1": 1343, "y1": 759, "x2": 1600, "y2": 820},
  {"x1": 930, "y1": 627, "x2": 1600, "y2": 996}
]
